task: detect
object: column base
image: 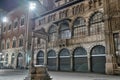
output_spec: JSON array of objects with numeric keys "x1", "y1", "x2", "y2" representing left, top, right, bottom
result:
[
  {"x1": 30, "y1": 65, "x2": 51, "y2": 80},
  {"x1": 105, "y1": 54, "x2": 117, "y2": 75}
]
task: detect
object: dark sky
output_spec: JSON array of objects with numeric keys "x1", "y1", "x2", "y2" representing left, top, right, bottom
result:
[{"x1": 0, "y1": 0, "x2": 28, "y2": 12}]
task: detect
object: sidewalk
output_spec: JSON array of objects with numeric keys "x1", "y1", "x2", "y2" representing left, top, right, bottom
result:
[{"x1": 49, "y1": 71, "x2": 120, "y2": 80}]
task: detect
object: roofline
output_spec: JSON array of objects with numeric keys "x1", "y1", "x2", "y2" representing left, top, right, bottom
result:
[{"x1": 34, "y1": 0, "x2": 84, "y2": 20}]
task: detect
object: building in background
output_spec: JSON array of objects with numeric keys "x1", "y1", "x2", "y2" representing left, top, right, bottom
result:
[
  {"x1": 0, "y1": 1, "x2": 46, "y2": 69},
  {"x1": 0, "y1": 9, "x2": 7, "y2": 68},
  {"x1": 32, "y1": 0, "x2": 120, "y2": 74}
]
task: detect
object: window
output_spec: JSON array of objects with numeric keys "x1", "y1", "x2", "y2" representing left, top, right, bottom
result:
[
  {"x1": 48, "y1": 25, "x2": 57, "y2": 41},
  {"x1": 73, "y1": 17, "x2": 86, "y2": 38},
  {"x1": 14, "y1": 21, "x2": 18, "y2": 28},
  {"x1": 7, "y1": 42, "x2": 10, "y2": 49},
  {"x1": 21, "y1": 18, "x2": 24, "y2": 26},
  {"x1": 37, "y1": 51, "x2": 44, "y2": 65},
  {"x1": 89, "y1": 12, "x2": 104, "y2": 35},
  {"x1": 12, "y1": 40, "x2": 16, "y2": 48},
  {"x1": 59, "y1": 21, "x2": 71, "y2": 39},
  {"x1": 113, "y1": 33, "x2": 120, "y2": 66},
  {"x1": 6, "y1": 39, "x2": 10, "y2": 49},
  {"x1": 8, "y1": 24, "x2": 11, "y2": 30},
  {"x1": 37, "y1": 38, "x2": 40, "y2": 44},
  {"x1": 19, "y1": 39, "x2": 23, "y2": 47},
  {"x1": 1, "y1": 43, "x2": 4, "y2": 49},
  {"x1": 3, "y1": 27, "x2": 6, "y2": 32}
]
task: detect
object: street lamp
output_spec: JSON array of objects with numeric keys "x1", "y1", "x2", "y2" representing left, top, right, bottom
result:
[
  {"x1": 26, "y1": 1, "x2": 36, "y2": 68},
  {"x1": 2, "y1": 17, "x2": 8, "y2": 23},
  {"x1": 29, "y1": 2, "x2": 36, "y2": 10}
]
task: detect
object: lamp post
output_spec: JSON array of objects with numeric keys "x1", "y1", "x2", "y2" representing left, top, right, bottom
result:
[{"x1": 26, "y1": 1, "x2": 36, "y2": 68}]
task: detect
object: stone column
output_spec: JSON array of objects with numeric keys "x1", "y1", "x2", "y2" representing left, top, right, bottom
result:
[{"x1": 87, "y1": 51, "x2": 91, "y2": 72}]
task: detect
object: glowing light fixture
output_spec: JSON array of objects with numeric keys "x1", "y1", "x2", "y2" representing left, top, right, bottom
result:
[
  {"x1": 2, "y1": 17, "x2": 8, "y2": 23},
  {"x1": 29, "y1": 2, "x2": 36, "y2": 10}
]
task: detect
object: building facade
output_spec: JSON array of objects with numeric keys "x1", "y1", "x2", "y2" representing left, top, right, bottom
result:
[
  {"x1": 33, "y1": 0, "x2": 120, "y2": 74},
  {"x1": 0, "y1": 2, "x2": 46, "y2": 69}
]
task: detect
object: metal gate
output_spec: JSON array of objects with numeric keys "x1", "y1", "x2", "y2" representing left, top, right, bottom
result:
[
  {"x1": 36, "y1": 51, "x2": 44, "y2": 65},
  {"x1": 91, "y1": 45, "x2": 106, "y2": 73},
  {"x1": 59, "y1": 49, "x2": 71, "y2": 71},
  {"x1": 73, "y1": 47, "x2": 88, "y2": 72},
  {"x1": 47, "y1": 50, "x2": 56, "y2": 71}
]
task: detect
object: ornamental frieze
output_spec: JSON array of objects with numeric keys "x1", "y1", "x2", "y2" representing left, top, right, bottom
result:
[{"x1": 38, "y1": 0, "x2": 103, "y2": 27}]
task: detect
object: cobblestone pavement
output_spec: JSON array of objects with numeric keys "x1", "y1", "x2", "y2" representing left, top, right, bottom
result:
[
  {"x1": 49, "y1": 71, "x2": 120, "y2": 80},
  {"x1": 0, "y1": 69, "x2": 28, "y2": 80}
]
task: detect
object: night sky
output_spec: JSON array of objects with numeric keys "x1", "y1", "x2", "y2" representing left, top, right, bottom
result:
[{"x1": 0, "y1": 0, "x2": 28, "y2": 12}]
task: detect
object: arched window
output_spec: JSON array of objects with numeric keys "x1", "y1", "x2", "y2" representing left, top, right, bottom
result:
[
  {"x1": 17, "y1": 53, "x2": 23, "y2": 68},
  {"x1": 73, "y1": 17, "x2": 86, "y2": 38},
  {"x1": 19, "y1": 34, "x2": 24, "y2": 47},
  {"x1": 89, "y1": 12, "x2": 104, "y2": 35},
  {"x1": 59, "y1": 21, "x2": 71, "y2": 39},
  {"x1": 6, "y1": 39, "x2": 10, "y2": 49},
  {"x1": 37, "y1": 51, "x2": 44, "y2": 65},
  {"x1": 48, "y1": 25, "x2": 57, "y2": 41},
  {"x1": 12, "y1": 37, "x2": 16, "y2": 48},
  {"x1": 1, "y1": 40, "x2": 5, "y2": 49}
]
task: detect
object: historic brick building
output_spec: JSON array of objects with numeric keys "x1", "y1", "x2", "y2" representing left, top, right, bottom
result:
[
  {"x1": 0, "y1": 2, "x2": 46, "y2": 69},
  {"x1": 32, "y1": 0, "x2": 120, "y2": 74}
]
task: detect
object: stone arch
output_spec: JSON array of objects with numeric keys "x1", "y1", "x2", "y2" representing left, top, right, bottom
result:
[
  {"x1": 88, "y1": 11, "x2": 104, "y2": 35},
  {"x1": 36, "y1": 50, "x2": 44, "y2": 65},
  {"x1": 12, "y1": 36, "x2": 17, "y2": 48},
  {"x1": 73, "y1": 47, "x2": 88, "y2": 72},
  {"x1": 18, "y1": 34, "x2": 24, "y2": 47},
  {"x1": 88, "y1": 11, "x2": 103, "y2": 22},
  {"x1": 47, "y1": 49, "x2": 57, "y2": 71},
  {"x1": 58, "y1": 20, "x2": 71, "y2": 39},
  {"x1": 90, "y1": 45, "x2": 106, "y2": 73},
  {"x1": 58, "y1": 48, "x2": 71, "y2": 71},
  {"x1": 72, "y1": 17, "x2": 87, "y2": 37},
  {"x1": 6, "y1": 38, "x2": 10, "y2": 49},
  {"x1": 16, "y1": 53, "x2": 24, "y2": 69},
  {"x1": 48, "y1": 24, "x2": 58, "y2": 42}
]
